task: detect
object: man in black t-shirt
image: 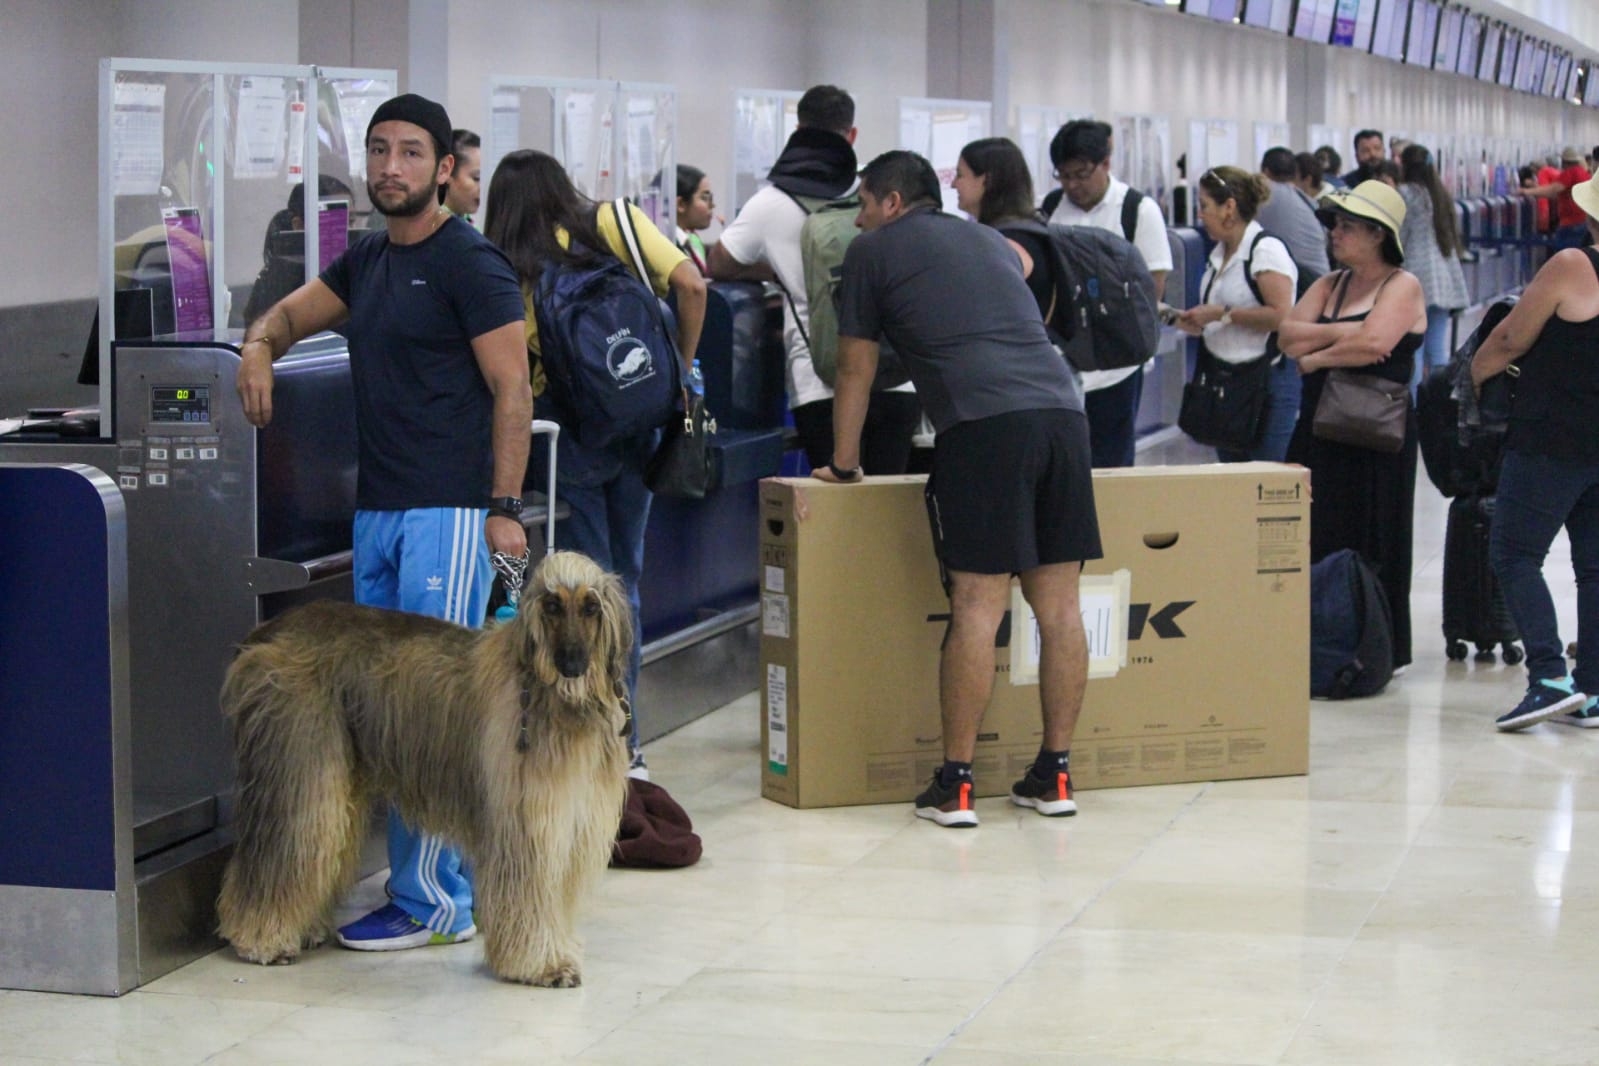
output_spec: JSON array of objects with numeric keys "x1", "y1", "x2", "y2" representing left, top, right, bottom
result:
[
  {"x1": 235, "y1": 93, "x2": 530, "y2": 953},
  {"x1": 817, "y1": 150, "x2": 1101, "y2": 829}
]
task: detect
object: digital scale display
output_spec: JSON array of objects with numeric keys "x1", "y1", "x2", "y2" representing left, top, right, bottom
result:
[{"x1": 151, "y1": 385, "x2": 211, "y2": 424}]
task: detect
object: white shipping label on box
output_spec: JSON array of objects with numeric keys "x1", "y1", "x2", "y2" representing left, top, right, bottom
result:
[
  {"x1": 762, "y1": 593, "x2": 790, "y2": 638},
  {"x1": 1010, "y1": 569, "x2": 1131, "y2": 685},
  {"x1": 766, "y1": 663, "x2": 788, "y2": 773}
]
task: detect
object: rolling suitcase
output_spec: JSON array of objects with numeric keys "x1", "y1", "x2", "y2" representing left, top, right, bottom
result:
[{"x1": 1442, "y1": 494, "x2": 1523, "y2": 664}]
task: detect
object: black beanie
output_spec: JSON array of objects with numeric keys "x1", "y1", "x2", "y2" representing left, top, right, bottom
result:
[{"x1": 366, "y1": 93, "x2": 453, "y2": 161}]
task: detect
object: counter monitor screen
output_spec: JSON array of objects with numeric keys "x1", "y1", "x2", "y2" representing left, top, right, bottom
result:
[
  {"x1": 1242, "y1": 0, "x2": 1292, "y2": 33},
  {"x1": 1404, "y1": 0, "x2": 1440, "y2": 67},
  {"x1": 1455, "y1": 14, "x2": 1482, "y2": 77},
  {"x1": 151, "y1": 386, "x2": 211, "y2": 424}
]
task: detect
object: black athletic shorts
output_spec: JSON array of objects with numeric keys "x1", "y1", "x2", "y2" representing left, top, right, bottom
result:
[{"x1": 924, "y1": 407, "x2": 1102, "y2": 579}]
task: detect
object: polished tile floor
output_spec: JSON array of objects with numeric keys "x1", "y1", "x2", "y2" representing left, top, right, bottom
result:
[{"x1": 5, "y1": 480, "x2": 1595, "y2": 1065}]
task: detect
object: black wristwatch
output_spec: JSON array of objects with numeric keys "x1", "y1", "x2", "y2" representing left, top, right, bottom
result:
[
  {"x1": 827, "y1": 462, "x2": 863, "y2": 481},
  {"x1": 487, "y1": 496, "x2": 524, "y2": 520}
]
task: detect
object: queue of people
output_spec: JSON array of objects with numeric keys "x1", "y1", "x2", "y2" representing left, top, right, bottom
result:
[{"x1": 230, "y1": 82, "x2": 1595, "y2": 855}]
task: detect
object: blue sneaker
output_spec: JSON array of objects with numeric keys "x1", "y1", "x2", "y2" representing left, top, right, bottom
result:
[
  {"x1": 1553, "y1": 696, "x2": 1599, "y2": 729},
  {"x1": 335, "y1": 902, "x2": 475, "y2": 952},
  {"x1": 1496, "y1": 677, "x2": 1587, "y2": 732}
]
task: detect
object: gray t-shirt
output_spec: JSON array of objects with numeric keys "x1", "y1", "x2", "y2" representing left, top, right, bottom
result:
[
  {"x1": 837, "y1": 208, "x2": 1081, "y2": 433},
  {"x1": 1255, "y1": 179, "x2": 1330, "y2": 280}
]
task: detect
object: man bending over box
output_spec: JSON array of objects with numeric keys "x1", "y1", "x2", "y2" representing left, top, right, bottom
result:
[{"x1": 813, "y1": 150, "x2": 1102, "y2": 827}]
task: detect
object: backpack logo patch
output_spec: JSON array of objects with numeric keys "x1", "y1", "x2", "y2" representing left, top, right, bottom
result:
[{"x1": 605, "y1": 328, "x2": 655, "y2": 388}]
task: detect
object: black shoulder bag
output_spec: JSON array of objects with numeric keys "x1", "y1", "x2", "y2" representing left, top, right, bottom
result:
[{"x1": 1177, "y1": 237, "x2": 1275, "y2": 450}]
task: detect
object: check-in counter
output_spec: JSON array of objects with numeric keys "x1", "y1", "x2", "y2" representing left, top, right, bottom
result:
[{"x1": 0, "y1": 337, "x2": 365, "y2": 993}]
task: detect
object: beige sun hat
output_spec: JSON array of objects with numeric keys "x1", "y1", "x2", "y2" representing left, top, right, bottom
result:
[
  {"x1": 1572, "y1": 170, "x2": 1599, "y2": 223},
  {"x1": 1315, "y1": 179, "x2": 1407, "y2": 262}
]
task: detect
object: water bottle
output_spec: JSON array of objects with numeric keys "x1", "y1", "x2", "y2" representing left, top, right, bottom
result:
[{"x1": 687, "y1": 358, "x2": 705, "y2": 397}]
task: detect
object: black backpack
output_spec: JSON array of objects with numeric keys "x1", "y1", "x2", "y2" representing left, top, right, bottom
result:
[
  {"x1": 1417, "y1": 297, "x2": 1517, "y2": 499},
  {"x1": 1234, "y1": 229, "x2": 1292, "y2": 359},
  {"x1": 1310, "y1": 549, "x2": 1395, "y2": 699},
  {"x1": 1000, "y1": 217, "x2": 1160, "y2": 372}
]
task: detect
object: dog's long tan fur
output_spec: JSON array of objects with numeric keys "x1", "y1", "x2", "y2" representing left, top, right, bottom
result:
[{"x1": 215, "y1": 550, "x2": 631, "y2": 987}]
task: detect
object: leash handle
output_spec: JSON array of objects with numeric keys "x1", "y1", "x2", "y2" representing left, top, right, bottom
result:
[{"x1": 491, "y1": 550, "x2": 530, "y2": 624}]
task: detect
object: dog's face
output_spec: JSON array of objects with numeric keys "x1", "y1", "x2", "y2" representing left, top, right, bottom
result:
[
  {"x1": 519, "y1": 552, "x2": 632, "y2": 703},
  {"x1": 537, "y1": 581, "x2": 604, "y2": 679}
]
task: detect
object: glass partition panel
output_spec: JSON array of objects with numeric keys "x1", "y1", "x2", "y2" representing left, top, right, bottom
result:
[
  {"x1": 1115, "y1": 114, "x2": 1173, "y2": 219},
  {"x1": 1016, "y1": 106, "x2": 1089, "y2": 212},
  {"x1": 731, "y1": 90, "x2": 802, "y2": 213},
  {"x1": 485, "y1": 78, "x2": 676, "y2": 235},
  {"x1": 616, "y1": 82, "x2": 677, "y2": 233},
  {"x1": 899, "y1": 97, "x2": 992, "y2": 215},
  {"x1": 317, "y1": 70, "x2": 397, "y2": 233},
  {"x1": 100, "y1": 60, "x2": 393, "y2": 434},
  {"x1": 1253, "y1": 121, "x2": 1291, "y2": 166},
  {"x1": 107, "y1": 67, "x2": 220, "y2": 346},
  {"x1": 223, "y1": 71, "x2": 315, "y2": 329}
]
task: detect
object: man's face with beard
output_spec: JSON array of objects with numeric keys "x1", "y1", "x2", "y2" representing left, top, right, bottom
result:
[
  {"x1": 366, "y1": 120, "x2": 452, "y2": 218},
  {"x1": 1354, "y1": 134, "x2": 1386, "y2": 172}
]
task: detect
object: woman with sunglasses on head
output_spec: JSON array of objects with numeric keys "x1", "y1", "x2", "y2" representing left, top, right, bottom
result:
[
  {"x1": 1175, "y1": 166, "x2": 1299, "y2": 462},
  {"x1": 1280, "y1": 180, "x2": 1428, "y2": 672}
]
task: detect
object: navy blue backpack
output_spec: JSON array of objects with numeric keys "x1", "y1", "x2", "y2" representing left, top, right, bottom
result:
[
  {"x1": 534, "y1": 199, "x2": 681, "y2": 450},
  {"x1": 1310, "y1": 549, "x2": 1395, "y2": 699}
]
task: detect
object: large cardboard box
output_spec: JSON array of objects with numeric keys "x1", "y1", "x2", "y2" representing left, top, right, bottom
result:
[{"x1": 759, "y1": 463, "x2": 1310, "y2": 809}]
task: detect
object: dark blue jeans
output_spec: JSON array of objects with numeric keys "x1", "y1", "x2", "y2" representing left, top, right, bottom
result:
[
  {"x1": 534, "y1": 412, "x2": 657, "y2": 754},
  {"x1": 1553, "y1": 223, "x2": 1590, "y2": 253},
  {"x1": 1217, "y1": 357, "x2": 1300, "y2": 463},
  {"x1": 1084, "y1": 368, "x2": 1144, "y2": 468},
  {"x1": 1489, "y1": 448, "x2": 1599, "y2": 691}
]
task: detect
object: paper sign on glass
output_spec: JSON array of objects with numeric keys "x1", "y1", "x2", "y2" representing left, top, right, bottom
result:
[
  {"x1": 112, "y1": 81, "x2": 166, "y2": 197},
  {"x1": 234, "y1": 76, "x2": 288, "y2": 180}
]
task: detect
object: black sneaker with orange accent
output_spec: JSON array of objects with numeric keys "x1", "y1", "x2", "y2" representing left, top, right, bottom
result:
[
  {"x1": 913, "y1": 772, "x2": 978, "y2": 828},
  {"x1": 1010, "y1": 767, "x2": 1077, "y2": 817}
]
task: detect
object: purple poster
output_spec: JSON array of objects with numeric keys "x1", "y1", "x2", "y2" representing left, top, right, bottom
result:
[
  {"x1": 318, "y1": 199, "x2": 349, "y2": 267},
  {"x1": 1331, "y1": 0, "x2": 1359, "y2": 47},
  {"x1": 161, "y1": 206, "x2": 213, "y2": 337}
]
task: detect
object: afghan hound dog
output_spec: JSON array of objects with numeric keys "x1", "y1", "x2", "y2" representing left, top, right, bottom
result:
[{"x1": 216, "y1": 550, "x2": 632, "y2": 987}]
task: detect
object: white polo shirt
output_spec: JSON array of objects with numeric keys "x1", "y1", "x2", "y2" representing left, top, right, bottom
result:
[
  {"x1": 1049, "y1": 175, "x2": 1174, "y2": 391},
  {"x1": 1198, "y1": 221, "x2": 1297, "y2": 365}
]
